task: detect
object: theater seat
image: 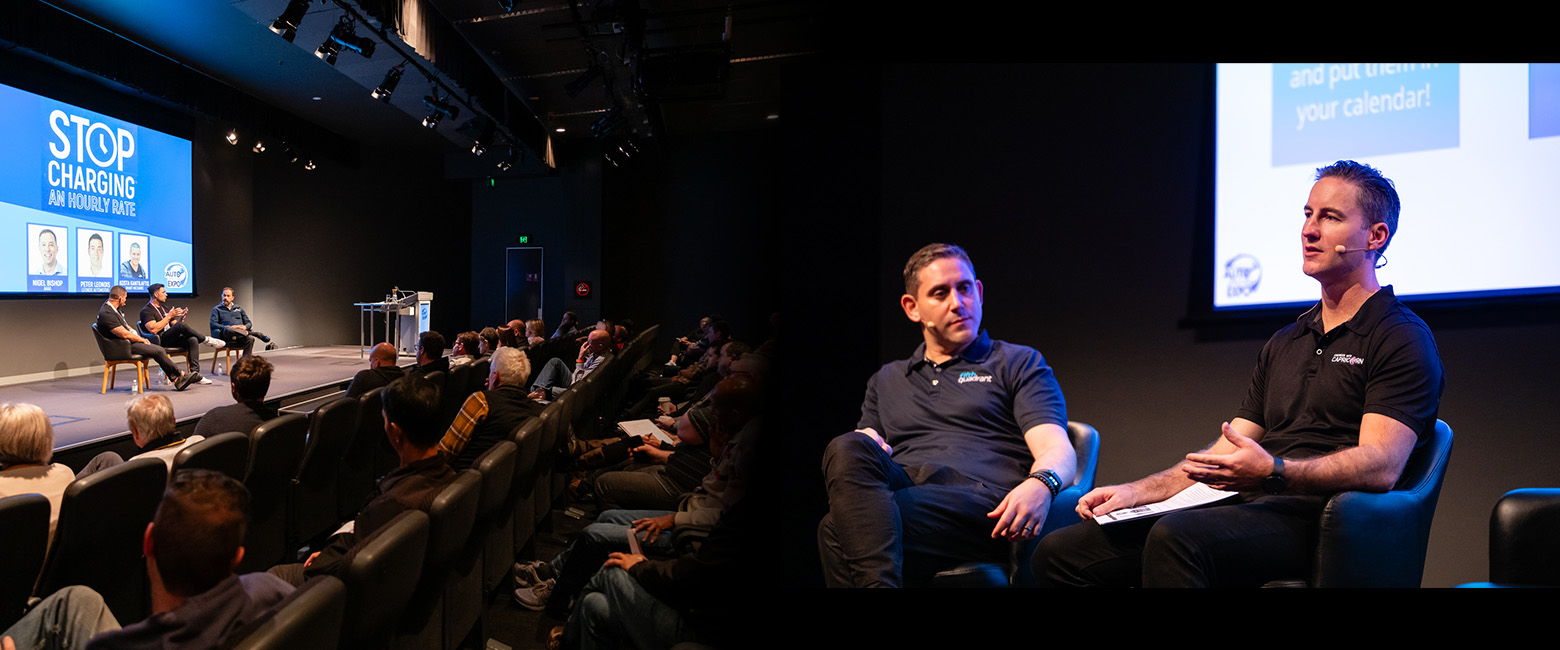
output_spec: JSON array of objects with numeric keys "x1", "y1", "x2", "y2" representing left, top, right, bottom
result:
[
  {"x1": 0, "y1": 494, "x2": 51, "y2": 630},
  {"x1": 239, "y1": 412, "x2": 308, "y2": 572},
  {"x1": 1265, "y1": 419, "x2": 1454, "y2": 588},
  {"x1": 35, "y1": 458, "x2": 166, "y2": 622},
  {"x1": 170, "y1": 431, "x2": 248, "y2": 480},
  {"x1": 342, "y1": 510, "x2": 429, "y2": 649},
  {"x1": 929, "y1": 420, "x2": 1099, "y2": 588},
  {"x1": 228, "y1": 576, "x2": 346, "y2": 650}
]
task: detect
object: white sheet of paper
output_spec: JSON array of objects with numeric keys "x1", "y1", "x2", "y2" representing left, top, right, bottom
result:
[
  {"x1": 1093, "y1": 483, "x2": 1238, "y2": 524},
  {"x1": 618, "y1": 419, "x2": 677, "y2": 446}
]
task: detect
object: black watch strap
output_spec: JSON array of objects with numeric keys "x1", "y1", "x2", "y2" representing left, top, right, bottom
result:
[
  {"x1": 1262, "y1": 457, "x2": 1287, "y2": 495},
  {"x1": 1028, "y1": 469, "x2": 1062, "y2": 498}
]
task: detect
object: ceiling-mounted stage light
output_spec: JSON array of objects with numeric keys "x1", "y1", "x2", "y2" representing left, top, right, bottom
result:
[
  {"x1": 303, "y1": 160, "x2": 316, "y2": 171},
  {"x1": 252, "y1": 140, "x2": 266, "y2": 153},
  {"x1": 269, "y1": 0, "x2": 310, "y2": 42},
  {"x1": 496, "y1": 147, "x2": 519, "y2": 171},
  {"x1": 317, "y1": 16, "x2": 374, "y2": 66},
  {"x1": 457, "y1": 116, "x2": 496, "y2": 156},
  {"x1": 371, "y1": 64, "x2": 404, "y2": 102},
  {"x1": 225, "y1": 130, "x2": 239, "y2": 145},
  {"x1": 283, "y1": 146, "x2": 300, "y2": 164},
  {"x1": 421, "y1": 93, "x2": 458, "y2": 129}
]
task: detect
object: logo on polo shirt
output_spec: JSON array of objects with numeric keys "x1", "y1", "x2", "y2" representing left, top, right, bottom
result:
[
  {"x1": 1331, "y1": 353, "x2": 1364, "y2": 366},
  {"x1": 957, "y1": 371, "x2": 993, "y2": 384}
]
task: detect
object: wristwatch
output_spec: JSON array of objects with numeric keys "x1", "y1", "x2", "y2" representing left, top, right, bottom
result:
[
  {"x1": 1262, "y1": 457, "x2": 1287, "y2": 495},
  {"x1": 1028, "y1": 469, "x2": 1062, "y2": 498}
]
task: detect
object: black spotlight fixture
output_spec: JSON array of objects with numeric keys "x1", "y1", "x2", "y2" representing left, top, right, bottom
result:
[
  {"x1": 421, "y1": 92, "x2": 458, "y2": 129},
  {"x1": 457, "y1": 116, "x2": 496, "y2": 155},
  {"x1": 496, "y1": 147, "x2": 520, "y2": 171},
  {"x1": 252, "y1": 140, "x2": 266, "y2": 154},
  {"x1": 317, "y1": 16, "x2": 374, "y2": 65},
  {"x1": 303, "y1": 160, "x2": 317, "y2": 171},
  {"x1": 371, "y1": 63, "x2": 404, "y2": 102},
  {"x1": 225, "y1": 130, "x2": 239, "y2": 145},
  {"x1": 269, "y1": 0, "x2": 310, "y2": 42}
]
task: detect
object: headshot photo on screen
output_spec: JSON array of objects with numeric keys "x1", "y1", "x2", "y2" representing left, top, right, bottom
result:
[
  {"x1": 120, "y1": 235, "x2": 149, "y2": 281},
  {"x1": 78, "y1": 228, "x2": 112, "y2": 278},
  {"x1": 29, "y1": 224, "x2": 66, "y2": 276}
]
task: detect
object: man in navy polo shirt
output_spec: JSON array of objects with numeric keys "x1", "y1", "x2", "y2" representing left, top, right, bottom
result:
[
  {"x1": 1033, "y1": 160, "x2": 1444, "y2": 587},
  {"x1": 818, "y1": 243, "x2": 1075, "y2": 587}
]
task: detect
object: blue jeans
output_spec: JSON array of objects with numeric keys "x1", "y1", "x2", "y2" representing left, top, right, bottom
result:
[
  {"x1": 2, "y1": 586, "x2": 120, "y2": 650},
  {"x1": 532, "y1": 357, "x2": 573, "y2": 400},
  {"x1": 550, "y1": 509, "x2": 674, "y2": 615},
  {"x1": 564, "y1": 567, "x2": 691, "y2": 650}
]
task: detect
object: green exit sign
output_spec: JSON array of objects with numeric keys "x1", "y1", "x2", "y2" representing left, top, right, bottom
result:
[{"x1": 517, "y1": 235, "x2": 529, "y2": 244}]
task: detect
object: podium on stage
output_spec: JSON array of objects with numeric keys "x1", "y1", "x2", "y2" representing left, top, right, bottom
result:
[{"x1": 354, "y1": 290, "x2": 432, "y2": 358}]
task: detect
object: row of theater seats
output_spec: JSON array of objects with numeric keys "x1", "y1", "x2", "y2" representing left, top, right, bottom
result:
[{"x1": 0, "y1": 324, "x2": 662, "y2": 647}]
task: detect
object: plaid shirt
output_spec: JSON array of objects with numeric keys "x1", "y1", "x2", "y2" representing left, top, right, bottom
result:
[{"x1": 438, "y1": 391, "x2": 490, "y2": 459}]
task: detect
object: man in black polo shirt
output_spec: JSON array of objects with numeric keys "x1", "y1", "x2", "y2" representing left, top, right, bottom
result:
[
  {"x1": 1033, "y1": 160, "x2": 1445, "y2": 587},
  {"x1": 817, "y1": 243, "x2": 1075, "y2": 587},
  {"x1": 97, "y1": 286, "x2": 200, "y2": 391}
]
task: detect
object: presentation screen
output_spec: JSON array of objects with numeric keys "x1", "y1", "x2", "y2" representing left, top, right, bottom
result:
[
  {"x1": 1214, "y1": 63, "x2": 1560, "y2": 310},
  {"x1": 0, "y1": 80, "x2": 193, "y2": 296}
]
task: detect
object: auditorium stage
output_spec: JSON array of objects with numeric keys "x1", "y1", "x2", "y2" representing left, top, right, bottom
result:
[{"x1": 8, "y1": 346, "x2": 378, "y2": 455}]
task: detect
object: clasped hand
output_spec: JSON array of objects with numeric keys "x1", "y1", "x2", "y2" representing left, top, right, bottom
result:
[{"x1": 1182, "y1": 422, "x2": 1274, "y2": 492}]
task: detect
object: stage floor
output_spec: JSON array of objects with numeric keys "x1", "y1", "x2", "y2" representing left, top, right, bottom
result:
[{"x1": 7, "y1": 346, "x2": 375, "y2": 452}]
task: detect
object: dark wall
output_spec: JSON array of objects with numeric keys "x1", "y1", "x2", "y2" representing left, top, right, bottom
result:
[{"x1": 791, "y1": 63, "x2": 1560, "y2": 587}]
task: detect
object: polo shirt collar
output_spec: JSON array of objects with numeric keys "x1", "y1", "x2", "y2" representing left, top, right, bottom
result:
[
  {"x1": 905, "y1": 330, "x2": 994, "y2": 374},
  {"x1": 1292, "y1": 285, "x2": 1398, "y2": 339}
]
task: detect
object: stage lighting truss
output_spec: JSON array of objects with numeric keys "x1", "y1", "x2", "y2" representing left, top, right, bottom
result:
[
  {"x1": 317, "y1": 15, "x2": 375, "y2": 66},
  {"x1": 458, "y1": 116, "x2": 497, "y2": 156},
  {"x1": 422, "y1": 91, "x2": 459, "y2": 129},
  {"x1": 269, "y1": 0, "x2": 310, "y2": 42},
  {"x1": 372, "y1": 63, "x2": 405, "y2": 102}
]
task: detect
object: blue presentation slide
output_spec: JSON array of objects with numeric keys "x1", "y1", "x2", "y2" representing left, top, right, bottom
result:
[
  {"x1": 0, "y1": 81, "x2": 193, "y2": 295},
  {"x1": 1215, "y1": 63, "x2": 1560, "y2": 310}
]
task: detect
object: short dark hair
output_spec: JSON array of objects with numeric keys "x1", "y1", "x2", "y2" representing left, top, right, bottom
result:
[
  {"x1": 560, "y1": 311, "x2": 578, "y2": 325},
  {"x1": 903, "y1": 243, "x2": 974, "y2": 296},
  {"x1": 418, "y1": 331, "x2": 446, "y2": 358},
  {"x1": 231, "y1": 355, "x2": 273, "y2": 401},
  {"x1": 147, "y1": 283, "x2": 165, "y2": 296},
  {"x1": 88, "y1": 233, "x2": 103, "y2": 246},
  {"x1": 1315, "y1": 160, "x2": 1400, "y2": 263},
  {"x1": 497, "y1": 327, "x2": 519, "y2": 348},
  {"x1": 152, "y1": 469, "x2": 250, "y2": 598},
  {"x1": 707, "y1": 319, "x2": 730, "y2": 339},
  {"x1": 38, "y1": 228, "x2": 56, "y2": 243},
  {"x1": 382, "y1": 376, "x2": 442, "y2": 448},
  {"x1": 109, "y1": 285, "x2": 128, "y2": 300},
  {"x1": 479, "y1": 327, "x2": 499, "y2": 351},
  {"x1": 456, "y1": 331, "x2": 480, "y2": 356},
  {"x1": 722, "y1": 340, "x2": 752, "y2": 360}
]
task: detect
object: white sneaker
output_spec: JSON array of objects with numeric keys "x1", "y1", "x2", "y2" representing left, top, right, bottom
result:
[
  {"x1": 198, "y1": 375, "x2": 213, "y2": 385},
  {"x1": 205, "y1": 337, "x2": 227, "y2": 348},
  {"x1": 513, "y1": 579, "x2": 554, "y2": 611}
]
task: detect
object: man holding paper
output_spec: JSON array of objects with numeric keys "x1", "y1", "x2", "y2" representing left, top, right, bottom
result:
[{"x1": 1032, "y1": 160, "x2": 1444, "y2": 587}]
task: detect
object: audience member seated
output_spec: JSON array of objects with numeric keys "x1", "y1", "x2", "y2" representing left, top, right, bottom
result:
[
  {"x1": 193, "y1": 356, "x2": 278, "y2": 438},
  {"x1": 345, "y1": 342, "x2": 405, "y2": 399},
  {"x1": 624, "y1": 341, "x2": 747, "y2": 422},
  {"x1": 478, "y1": 327, "x2": 500, "y2": 356},
  {"x1": 79, "y1": 394, "x2": 202, "y2": 478},
  {"x1": 497, "y1": 327, "x2": 521, "y2": 350},
  {"x1": 437, "y1": 347, "x2": 543, "y2": 470},
  {"x1": 551, "y1": 311, "x2": 582, "y2": 340},
  {"x1": 449, "y1": 331, "x2": 481, "y2": 368},
  {"x1": 0, "y1": 403, "x2": 75, "y2": 539},
  {"x1": 87, "y1": 469, "x2": 294, "y2": 649},
  {"x1": 406, "y1": 331, "x2": 449, "y2": 378},
  {"x1": 524, "y1": 320, "x2": 547, "y2": 347},
  {"x1": 530, "y1": 330, "x2": 614, "y2": 402},
  {"x1": 4, "y1": 470, "x2": 295, "y2": 650},
  {"x1": 587, "y1": 408, "x2": 717, "y2": 513},
  {"x1": 268, "y1": 375, "x2": 457, "y2": 586},
  {"x1": 514, "y1": 376, "x2": 760, "y2": 619}
]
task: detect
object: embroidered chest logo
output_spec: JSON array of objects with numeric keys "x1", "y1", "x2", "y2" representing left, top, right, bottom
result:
[
  {"x1": 1330, "y1": 354, "x2": 1364, "y2": 366},
  {"x1": 957, "y1": 371, "x2": 993, "y2": 384}
]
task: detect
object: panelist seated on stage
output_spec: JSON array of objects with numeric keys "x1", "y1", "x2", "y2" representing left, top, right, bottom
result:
[
  {"x1": 406, "y1": 331, "x2": 449, "y2": 378},
  {"x1": 1032, "y1": 160, "x2": 1445, "y2": 588},
  {"x1": 193, "y1": 356, "x2": 279, "y2": 439},
  {"x1": 346, "y1": 343, "x2": 406, "y2": 399},
  {"x1": 140, "y1": 283, "x2": 223, "y2": 386},
  {"x1": 80, "y1": 394, "x2": 204, "y2": 479},
  {"x1": 99, "y1": 285, "x2": 202, "y2": 392},
  {"x1": 210, "y1": 287, "x2": 277, "y2": 356}
]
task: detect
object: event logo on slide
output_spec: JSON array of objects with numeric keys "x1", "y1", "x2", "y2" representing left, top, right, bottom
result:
[
  {"x1": 1224, "y1": 254, "x2": 1262, "y2": 297},
  {"x1": 41, "y1": 106, "x2": 140, "y2": 221},
  {"x1": 163, "y1": 262, "x2": 188, "y2": 289},
  {"x1": 1272, "y1": 63, "x2": 1459, "y2": 165}
]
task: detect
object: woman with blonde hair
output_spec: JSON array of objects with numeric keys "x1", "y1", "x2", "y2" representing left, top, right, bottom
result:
[{"x1": 0, "y1": 403, "x2": 76, "y2": 539}]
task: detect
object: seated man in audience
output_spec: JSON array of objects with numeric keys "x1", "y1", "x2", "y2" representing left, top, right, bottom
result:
[
  {"x1": 2, "y1": 585, "x2": 117, "y2": 650},
  {"x1": 437, "y1": 347, "x2": 543, "y2": 470},
  {"x1": 514, "y1": 376, "x2": 760, "y2": 619},
  {"x1": 449, "y1": 331, "x2": 481, "y2": 367},
  {"x1": 193, "y1": 356, "x2": 278, "y2": 438},
  {"x1": 529, "y1": 329, "x2": 613, "y2": 401},
  {"x1": 89, "y1": 469, "x2": 293, "y2": 649},
  {"x1": 478, "y1": 327, "x2": 500, "y2": 356},
  {"x1": 589, "y1": 407, "x2": 716, "y2": 513},
  {"x1": 406, "y1": 331, "x2": 449, "y2": 378},
  {"x1": 346, "y1": 342, "x2": 404, "y2": 399},
  {"x1": 80, "y1": 394, "x2": 203, "y2": 477},
  {"x1": 552, "y1": 311, "x2": 582, "y2": 340},
  {"x1": 269, "y1": 375, "x2": 457, "y2": 585},
  {"x1": 98, "y1": 285, "x2": 201, "y2": 391},
  {"x1": 139, "y1": 283, "x2": 223, "y2": 385}
]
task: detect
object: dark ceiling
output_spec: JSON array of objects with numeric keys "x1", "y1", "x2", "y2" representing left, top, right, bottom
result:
[{"x1": 40, "y1": 0, "x2": 825, "y2": 172}]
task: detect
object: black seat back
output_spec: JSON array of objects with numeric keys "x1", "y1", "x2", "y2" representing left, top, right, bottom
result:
[
  {"x1": 0, "y1": 494, "x2": 51, "y2": 630},
  {"x1": 342, "y1": 510, "x2": 428, "y2": 648},
  {"x1": 171, "y1": 431, "x2": 249, "y2": 480},
  {"x1": 227, "y1": 575, "x2": 346, "y2": 650},
  {"x1": 240, "y1": 412, "x2": 308, "y2": 572},
  {"x1": 36, "y1": 458, "x2": 167, "y2": 623}
]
